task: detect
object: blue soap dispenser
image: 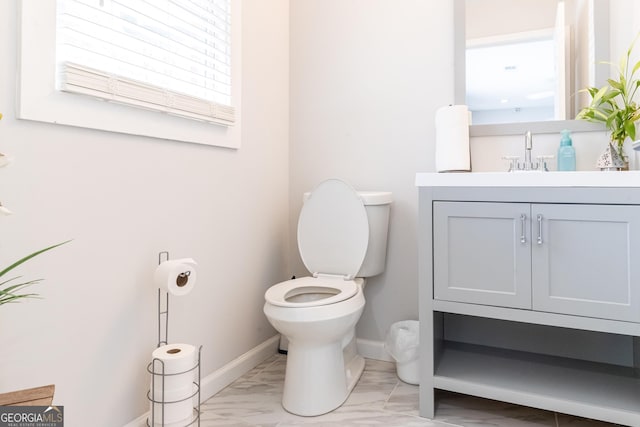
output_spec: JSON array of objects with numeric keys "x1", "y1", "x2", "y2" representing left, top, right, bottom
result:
[{"x1": 557, "y1": 129, "x2": 576, "y2": 171}]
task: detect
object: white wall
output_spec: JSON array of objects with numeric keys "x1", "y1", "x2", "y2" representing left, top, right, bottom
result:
[
  {"x1": 610, "y1": 0, "x2": 640, "y2": 73},
  {"x1": 465, "y1": 0, "x2": 557, "y2": 39},
  {"x1": 289, "y1": 0, "x2": 453, "y2": 341},
  {"x1": 0, "y1": 1, "x2": 288, "y2": 425}
]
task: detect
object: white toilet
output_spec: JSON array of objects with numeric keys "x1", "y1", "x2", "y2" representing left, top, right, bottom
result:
[{"x1": 263, "y1": 179, "x2": 392, "y2": 416}]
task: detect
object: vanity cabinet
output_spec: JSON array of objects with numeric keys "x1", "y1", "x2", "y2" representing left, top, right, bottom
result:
[
  {"x1": 417, "y1": 178, "x2": 640, "y2": 427},
  {"x1": 433, "y1": 202, "x2": 531, "y2": 309},
  {"x1": 433, "y1": 201, "x2": 640, "y2": 322}
]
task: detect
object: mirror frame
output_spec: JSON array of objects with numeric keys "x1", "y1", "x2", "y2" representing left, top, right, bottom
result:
[{"x1": 454, "y1": 0, "x2": 608, "y2": 136}]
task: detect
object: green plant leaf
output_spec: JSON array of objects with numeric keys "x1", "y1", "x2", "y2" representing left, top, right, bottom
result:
[
  {"x1": 600, "y1": 90, "x2": 620, "y2": 104},
  {"x1": 626, "y1": 120, "x2": 636, "y2": 141},
  {"x1": 0, "y1": 293, "x2": 39, "y2": 305},
  {"x1": 0, "y1": 240, "x2": 70, "y2": 307},
  {"x1": 592, "y1": 86, "x2": 609, "y2": 102},
  {"x1": 586, "y1": 86, "x2": 599, "y2": 98},
  {"x1": 608, "y1": 79, "x2": 623, "y2": 91},
  {"x1": 619, "y1": 54, "x2": 628, "y2": 76},
  {"x1": 0, "y1": 278, "x2": 43, "y2": 293},
  {"x1": 0, "y1": 279, "x2": 43, "y2": 304},
  {"x1": 0, "y1": 240, "x2": 71, "y2": 279}
]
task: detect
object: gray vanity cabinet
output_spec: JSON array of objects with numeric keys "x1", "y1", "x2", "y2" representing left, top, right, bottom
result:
[
  {"x1": 433, "y1": 202, "x2": 532, "y2": 309},
  {"x1": 418, "y1": 177, "x2": 640, "y2": 426},
  {"x1": 434, "y1": 201, "x2": 640, "y2": 323}
]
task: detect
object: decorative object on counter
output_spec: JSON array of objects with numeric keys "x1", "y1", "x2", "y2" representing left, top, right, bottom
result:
[
  {"x1": 435, "y1": 105, "x2": 471, "y2": 172},
  {"x1": 576, "y1": 33, "x2": 640, "y2": 169},
  {"x1": 596, "y1": 142, "x2": 626, "y2": 171},
  {"x1": 557, "y1": 130, "x2": 576, "y2": 171}
]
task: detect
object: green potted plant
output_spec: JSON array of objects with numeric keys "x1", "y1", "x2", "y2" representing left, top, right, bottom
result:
[{"x1": 576, "y1": 33, "x2": 640, "y2": 169}]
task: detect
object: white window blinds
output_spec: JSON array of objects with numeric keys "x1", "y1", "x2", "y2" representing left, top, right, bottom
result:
[{"x1": 56, "y1": 0, "x2": 234, "y2": 125}]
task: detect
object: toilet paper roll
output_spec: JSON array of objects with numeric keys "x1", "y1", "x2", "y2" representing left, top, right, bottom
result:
[
  {"x1": 150, "y1": 344, "x2": 198, "y2": 391},
  {"x1": 154, "y1": 258, "x2": 197, "y2": 296},
  {"x1": 151, "y1": 399, "x2": 194, "y2": 425},
  {"x1": 150, "y1": 383, "x2": 196, "y2": 425},
  {"x1": 149, "y1": 344, "x2": 197, "y2": 425},
  {"x1": 151, "y1": 344, "x2": 198, "y2": 378},
  {"x1": 151, "y1": 383, "x2": 195, "y2": 401},
  {"x1": 435, "y1": 105, "x2": 471, "y2": 172}
]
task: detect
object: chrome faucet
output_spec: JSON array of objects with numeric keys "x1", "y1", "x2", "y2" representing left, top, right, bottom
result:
[
  {"x1": 523, "y1": 130, "x2": 533, "y2": 170},
  {"x1": 502, "y1": 131, "x2": 552, "y2": 172}
]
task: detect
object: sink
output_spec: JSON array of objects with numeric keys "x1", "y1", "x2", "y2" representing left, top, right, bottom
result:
[{"x1": 415, "y1": 171, "x2": 640, "y2": 188}]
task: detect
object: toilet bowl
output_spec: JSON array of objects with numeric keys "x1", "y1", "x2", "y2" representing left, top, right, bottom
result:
[{"x1": 263, "y1": 179, "x2": 392, "y2": 416}]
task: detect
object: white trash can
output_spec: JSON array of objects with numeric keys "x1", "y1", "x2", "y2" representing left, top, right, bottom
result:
[{"x1": 384, "y1": 320, "x2": 419, "y2": 385}]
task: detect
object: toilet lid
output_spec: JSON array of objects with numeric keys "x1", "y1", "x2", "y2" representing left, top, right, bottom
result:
[
  {"x1": 297, "y1": 179, "x2": 369, "y2": 278},
  {"x1": 265, "y1": 276, "x2": 359, "y2": 308}
]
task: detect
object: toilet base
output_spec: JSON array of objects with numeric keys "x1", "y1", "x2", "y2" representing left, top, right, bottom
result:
[
  {"x1": 282, "y1": 335, "x2": 365, "y2": 416},
  {"x1": 343, "y1": 335, "x2": 365, "y2": 393}
]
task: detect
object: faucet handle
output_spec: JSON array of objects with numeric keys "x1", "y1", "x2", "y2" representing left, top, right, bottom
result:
[
  {"x1": 536, "y1": 155, "x2": 554, "y2": 172},
  {"x1": 502, "y1": 156, "x2": 520, "y2": 172}
]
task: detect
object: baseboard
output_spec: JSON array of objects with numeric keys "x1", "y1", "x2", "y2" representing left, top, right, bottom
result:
[
  {"x1": 199, "y1": 335, "x2": 280, "y2": 400},
  {"x1": 123, "y1": 335, "x2": 280, "y2": 427},
  {"x1": 357, "y1": 338, "x2": 393, "y2": 362}
]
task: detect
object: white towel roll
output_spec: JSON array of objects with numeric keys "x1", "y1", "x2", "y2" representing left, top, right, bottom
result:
[{"x1": 435, "y1": 105, "x2": 471, "y2": 172}]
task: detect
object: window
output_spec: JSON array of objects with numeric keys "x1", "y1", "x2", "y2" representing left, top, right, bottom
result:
[{"x1": 18, "y1": 0, "x2": 241, "y2": 148}]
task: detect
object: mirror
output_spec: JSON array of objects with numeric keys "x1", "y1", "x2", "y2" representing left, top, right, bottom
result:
[{"x1": 454, "y1": 0, "x2": 608, "y2": 135}]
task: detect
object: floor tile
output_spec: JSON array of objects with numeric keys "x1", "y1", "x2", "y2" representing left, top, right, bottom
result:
[
  {"x1": 384, "y1": 381, "x2": 421, "y2": 416},
  {"x1": 556, "y1": 413, "x2": 624, "y2": 426},
  {"x1": 434, "y1": 391, "x2": 557, "y2": 427},
  {"x1": 201, "y1": 355, "x2": 620, "y2": 426}
]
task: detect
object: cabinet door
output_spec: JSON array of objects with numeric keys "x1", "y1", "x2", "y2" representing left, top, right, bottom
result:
[
  {"x1": 433, "y1": 202, "x2": 532, "y2": 309},
  {"x1": 532, "y1": 204, "x2": 640, "y2": 322}
]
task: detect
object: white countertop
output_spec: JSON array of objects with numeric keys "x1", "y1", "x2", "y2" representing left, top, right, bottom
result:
[{"x1": 415, "y1": 171, "x2": 640, "y2": 187}]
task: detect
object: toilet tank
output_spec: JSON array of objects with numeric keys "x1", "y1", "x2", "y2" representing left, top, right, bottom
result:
[
  {"x1": 356, "y1": 191, "x2": 392, "y2": 278},
  {"x1": 302, "y1": 189, "x2": 392, "y2": 278}
]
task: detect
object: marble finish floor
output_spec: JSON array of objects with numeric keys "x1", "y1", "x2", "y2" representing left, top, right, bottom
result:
[{"x1": 200, "y1": 354, "x2": 619, "y2": 426}]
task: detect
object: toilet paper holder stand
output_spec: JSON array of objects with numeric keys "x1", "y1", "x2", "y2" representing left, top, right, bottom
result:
[{"x1": 147, "y1": 251, "x2": 202, "y2": 427}]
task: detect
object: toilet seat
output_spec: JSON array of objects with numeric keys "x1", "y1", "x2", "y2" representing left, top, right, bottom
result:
[
  {"x1": 297, "y1": 179, "x2": 369, "y2": 279},
  {"x1": 265, "y1": 276, "x2": 359, "y2": 308}
]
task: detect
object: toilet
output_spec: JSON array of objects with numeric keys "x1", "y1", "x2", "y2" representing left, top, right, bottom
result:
[{"x1": 263, "y1": 179, "x2": 392, "y2": 416}]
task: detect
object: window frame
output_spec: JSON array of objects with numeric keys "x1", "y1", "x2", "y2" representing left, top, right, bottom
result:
[{"x1": 17, "y1": 0, "x2": 242, "y2": 148}]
